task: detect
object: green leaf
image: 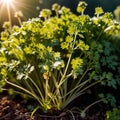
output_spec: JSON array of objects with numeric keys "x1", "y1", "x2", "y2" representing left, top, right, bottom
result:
[{"x1": 71, "y1": 57, "x2": 83, "y2": 70}]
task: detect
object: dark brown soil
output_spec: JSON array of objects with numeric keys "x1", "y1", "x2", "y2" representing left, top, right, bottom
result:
[{"x1": 0, "y1": 95, "x2": 106, "y2": 120}]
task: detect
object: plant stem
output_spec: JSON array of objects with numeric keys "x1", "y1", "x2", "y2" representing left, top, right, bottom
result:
[
  {"x1": 18, "y1": 18, "x2": 22, "y2": 26},
  {"x1": 5, "y1": 79, "x2": 43, "y2": 106},
  {"x1": 27, "y1": 76, "x2": 44, "y2": 101},
  {"x1": 81, "y1": 99, "x2": 103, "y2": 118},
  {"x1": 79, "y1": 79, "x2": 101, "y2": 94},
  {"x1": 76, "y1": 68, "x2": 91, "y2": 86},
  {"x1": 45, "y1": 79, "x2": 49, "y2": 101},
  {"x1": 59, "y1": 31, "x2": 78, "y2": 87}
]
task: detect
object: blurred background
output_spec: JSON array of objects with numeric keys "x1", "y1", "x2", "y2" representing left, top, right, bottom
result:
[{"x1": 0, "y1": 0, "x2": 120, "y2": 31}]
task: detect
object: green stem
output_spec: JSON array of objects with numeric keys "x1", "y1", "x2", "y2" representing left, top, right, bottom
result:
[
  {"x1": 25, "y1": 79, "x2": 36, "y2": 95},
  {"x1": 79, "y1": 79, "x2": 101, "y2": 94},
  {"x1": 96, "y1": 29, "x2": 104, "y2": 41},
  {"x1": 45, "y1": 79, "x2": 49, "y2": 101},
  {"x1": 62, "y1": 78, "x2": 91, "y2": 98},
  {"x1": 62, "y1": 79, "x2": 101, "y2": 108},
  {"x1": 5, "y1": 79, "x2": 43, "y2": 106},
  {"x1": 59, "y1": 31, "x2": 78, "y2": 87},
  {"x1": 81, "y1": 99, "x2": 103, "y2": 118},
  {"x1": 27, "y1": 76, "x2": 44, "y2": 101},
  {"x1": 81, "y1": 10, "x2": 84, "y2": 16},
  {"x1": 76, "y1": 67, "x2": 91, "y2": 86},
  {"x1": 51, "y1": 73, "x2": 62, "y2": 107}
]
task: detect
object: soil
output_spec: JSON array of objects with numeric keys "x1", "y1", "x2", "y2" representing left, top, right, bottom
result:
[{"x1": 0, "y1": 94, "x2": 107, "y2": 120}]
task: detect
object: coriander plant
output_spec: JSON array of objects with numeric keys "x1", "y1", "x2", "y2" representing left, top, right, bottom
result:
[{"x1": 0, "y1": 2, "x2": 120, "y2": 113}]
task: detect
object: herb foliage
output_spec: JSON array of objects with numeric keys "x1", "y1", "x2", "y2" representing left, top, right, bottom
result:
[{"x1": 0, "y1": 2, "x2": 120, "y2": 113}]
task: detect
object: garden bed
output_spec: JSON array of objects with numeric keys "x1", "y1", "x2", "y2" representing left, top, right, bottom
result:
[{"x1": 0, "y1": 94, "x2": 106, "y2": 120}]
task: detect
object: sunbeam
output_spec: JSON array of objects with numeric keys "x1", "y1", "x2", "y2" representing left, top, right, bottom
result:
[
  {"x1": 0, "y1": 0, "x2": 14, "y2": 5},
  {"x1": 0, "y1": 0, "x2": 16, "y2": 27},
  {"x1": 0, "y1": 0, "x2": 39, "y2": 24}
]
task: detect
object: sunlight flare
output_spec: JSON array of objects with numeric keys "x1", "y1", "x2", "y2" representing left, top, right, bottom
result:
[
  {"x1": 0, "y1": 0, "x2": 14, "y2": 6},
  {"x1": 0, "y1": 0, "x2": 15, "y2": 28},
  {"x1": 1, "y1": 0, "x2": 13, "y2": 4}
]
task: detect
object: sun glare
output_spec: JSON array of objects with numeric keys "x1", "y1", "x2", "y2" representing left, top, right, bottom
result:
[
  {"x1": 0, "y1": 0, "x2": 14, "y2": 5},
  {"x1": 0, "y1": 0, "x2": 15, "y2": 27},
  {"x1": 0, "y1": 0, "x2": 38, "y2": 24}
]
